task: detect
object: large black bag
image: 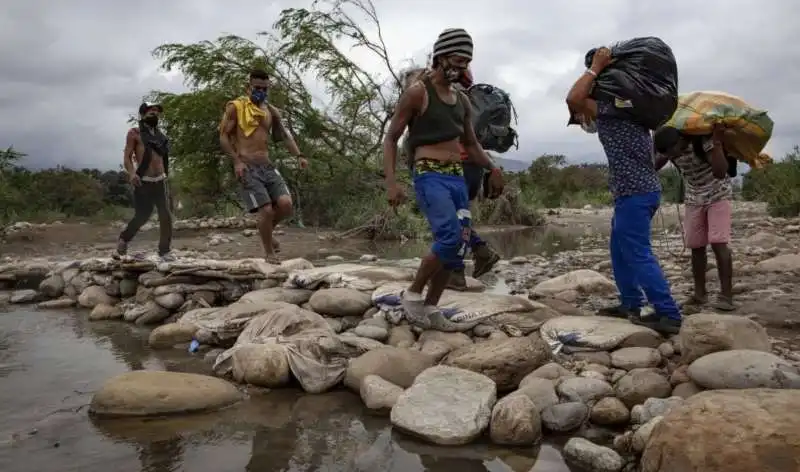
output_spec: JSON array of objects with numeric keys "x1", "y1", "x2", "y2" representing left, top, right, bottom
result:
[
  {"x1": 467, "y1": 84, "x2": 519, "y2": 153},
  {"x1": 585, "y1": 36, "x2": 679, "y2": 130}
]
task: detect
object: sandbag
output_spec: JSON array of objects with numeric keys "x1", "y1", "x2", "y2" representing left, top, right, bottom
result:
[
  {"x1": 213, "y1": 304, "x2": 348, "y2": 393},
  {"x1": 586, "y1": 36, "x2": 678, "y2": 130},
  {"x1": 286, "y1": 263, "x2": 415, "y2": 291},
  {"x1": 664, "y1": 91, "x2": 774, "y2": 169},
  {"x1": 539, "y1": 316, "x2": 660, "y2": 353},
  {"x1": 372, "y1": 281, "x2": 559, "y2": 334}
]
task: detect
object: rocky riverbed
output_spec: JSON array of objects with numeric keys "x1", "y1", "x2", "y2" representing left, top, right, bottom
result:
[{"x1": 1, "y1": 200, "x2": 800, "y2": 471}]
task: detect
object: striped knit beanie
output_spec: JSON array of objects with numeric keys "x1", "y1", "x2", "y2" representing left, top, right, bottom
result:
[{"x1": 432, "y1": 28, "x2": 473, "y2": 61}]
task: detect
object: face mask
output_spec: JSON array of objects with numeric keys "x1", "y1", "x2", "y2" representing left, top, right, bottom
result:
[
  {"x1": 143, "y1": 115, "x2": 159, "y2": 127},
  {"x1": 250, "y1": 89, "x2": 267, "y2": 104},
  {"x1": 441, "y1": 59, "x2": 466, "y2": 84}
]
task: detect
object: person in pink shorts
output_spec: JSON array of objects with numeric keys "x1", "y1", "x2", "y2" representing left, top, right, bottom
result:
[{"x1": 654, "y1": 124, "x2": 736, "y2": 311}]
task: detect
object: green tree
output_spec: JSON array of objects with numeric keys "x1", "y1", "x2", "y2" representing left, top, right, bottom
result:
[
  {"x1": 742, "y1": 146, "x2": 800, "y2": 216},
  {"x1": 145, "y1": 0, "x2": 415, "y2": 233}
]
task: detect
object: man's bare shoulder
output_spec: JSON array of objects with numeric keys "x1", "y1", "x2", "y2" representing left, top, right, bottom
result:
[
  {"x1": 399, "y1": 82, "x2": 425, "y2": 107},
  {"x1": 126, "y1": 127, "x2": 140, "y2": 140}
]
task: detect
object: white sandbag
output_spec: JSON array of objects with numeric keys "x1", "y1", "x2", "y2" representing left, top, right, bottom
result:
[
  {"x1": 179, "y1": 301, "x2": 297, "y2": 345},
  {"x1": 539, "y1": 315, "x2": 661, "y2": 353},
  {"x1": 214, "y1": 304, "x2": 348, "y2": 393},
  {"x1": 286, "y1": 264, "x2": 416, "y2": 291},
  {"x1": 372, "y1": 282, "x2": 558, "y2": 333}
]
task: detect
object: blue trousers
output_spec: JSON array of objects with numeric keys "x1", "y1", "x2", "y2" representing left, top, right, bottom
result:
[
  {"x1": 610, "y1": 191, "x2": 681, "y2": 320},
  {"x1": 414, "y1": 172, "x2": 474, "y2": 270}
]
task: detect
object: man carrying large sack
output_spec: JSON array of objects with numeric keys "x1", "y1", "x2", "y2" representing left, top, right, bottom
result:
[
  {"x1": 566, "y1": 47, "x2": 683, "y2": 335},
  {"x1": 653, "y1": 124, "x2": 735, "y2": 311}
]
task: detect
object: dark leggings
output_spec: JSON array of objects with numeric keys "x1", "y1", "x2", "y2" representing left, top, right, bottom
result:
[{"x1": 120, "y1": 180, "x2": 172, "y2": 254}]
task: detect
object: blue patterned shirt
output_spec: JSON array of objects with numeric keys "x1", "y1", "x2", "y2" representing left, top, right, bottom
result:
[{"x1": 596, "y1": 101, "x2": 661, "y2": 199}]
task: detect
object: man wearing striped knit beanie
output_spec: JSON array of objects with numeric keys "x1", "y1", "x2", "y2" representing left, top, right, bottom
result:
[{"x1": 382, "y1": 28, "x2": 504, "y2": 330}]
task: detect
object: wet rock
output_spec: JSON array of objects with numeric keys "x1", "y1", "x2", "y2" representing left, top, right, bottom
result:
[
  {"x1": 442, "y1": 335, "x2": 551, "y2": 392},
  {"x1": 89, "y1": 371, "x2": 242, "y2": 417},
  {"x1": 38, "y1": 275, "x2": 65, "y2": 298},
  {"x1": 557, "y1": 377, "x2": 614, "y2": 404},
  {"x1": 610, "y1": 347, "x2": 662, "y2": 370},
  {"x1": 687, "y1": 349, "x2": 800, "y2": 390},
  {"x1": 386, "y1": 325, "x2": 416, "y2": 347},
  {"x1": 615, "y1": 368, "x2": 672, "y2": 408},
  {"x1": 344, "y1": 346, "x2": 435, "y2": 392},
  {"x1": 149, "y1": 323, "x2": 197, "y2": 349},
  {"x1": 360, "y1": 375, "x2": 403, "y2": 413},
  {"x1": 532, "y1": 269, "x2": 616, "y2": 297},
  {"x1": 232, "y1": 343, "x2": 290, "y2": 388},
  {"x1": 359, "y1": 254, "x2": 378, "y2": 262},
  {"x1": 632, "y1": 416, "x2": 663, "y2": 453},
  {"x1": 641, "y1": 389, "x2": 800, "y2": 472},
  {"x1": 10, "y1": 289, "x2": 39, "y2": 304},
  {"x1": 89, "y1": 303, "x2": 123, "y2": 321},
  {"x1": 131, "y1": 301, "x2": 171, "y2": 325},
  {"x1": 37, "y1": 298, "x2": 76, "y2": 309},
  {"x1": 590, "y1": 397, "x2": 630, "y2": 426},
  {"x1": 391, "y1": 366, "x2": 496, "y2": 446},
  {"x1": 78, "y1": 285, "x2": 116, "y2": 308},
  {"x1": 541, "y1": 402, "x2": 588, "y2": 432},
  {"x1": 489, "y1": 393, "x2": 542, "y2": 446},
  {"x1": 309, "y1": 288, "x2": 372, "y2": 317},
  {"x1": 678, "y1": 313, "x2": 771, "y2": 364},
  {"x1": 563, "y1": 437, "x2": 624, "y2": 472}
]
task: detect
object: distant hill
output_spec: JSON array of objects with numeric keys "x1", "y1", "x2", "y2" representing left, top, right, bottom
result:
[{"x1": 493, "y1": 156, "x2": 529, "y2": 173}]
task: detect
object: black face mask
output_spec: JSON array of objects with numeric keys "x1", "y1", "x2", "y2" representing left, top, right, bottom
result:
[
  {"x1": 441, "y1": 58, "x2": 467, "y2": 84},
  {"x1": 142, "y1": 115, "x2": 159, "y2": 127}
]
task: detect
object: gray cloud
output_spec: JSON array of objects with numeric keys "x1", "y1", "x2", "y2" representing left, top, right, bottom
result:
[{"x1": 0, "y1": 0, "x2": 797, "y2": 170}]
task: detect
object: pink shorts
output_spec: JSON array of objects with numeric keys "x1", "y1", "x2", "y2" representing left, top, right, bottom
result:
[{"x1": 684, "y1": 200, "x2": 732, "y2": 248}]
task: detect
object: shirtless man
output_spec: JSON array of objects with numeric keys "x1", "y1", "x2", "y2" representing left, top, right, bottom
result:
[
  {"x1": 219, "y1": 69, "x2": 308, "y2": 263},
  {"x1": 384, "y1": 28, "x2": 504, "y2": 328},
  {"x1": 116, "y1": 102, "x2": 173, "y2": 260}
]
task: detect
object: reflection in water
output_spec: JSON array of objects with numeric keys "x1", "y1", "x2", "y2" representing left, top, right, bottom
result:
[{"x1": 0, "y1": 306, "x2": 576, "y2": 472}]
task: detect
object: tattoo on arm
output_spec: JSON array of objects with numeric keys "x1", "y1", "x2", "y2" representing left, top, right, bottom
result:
[{"x1": 269, "y1": 105, "x2": 302, "y2": 156}]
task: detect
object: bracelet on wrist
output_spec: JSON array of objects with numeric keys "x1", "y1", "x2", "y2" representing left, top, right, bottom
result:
[{"x1": 586, "y1": 69, "x2": 598, "y2": 78}]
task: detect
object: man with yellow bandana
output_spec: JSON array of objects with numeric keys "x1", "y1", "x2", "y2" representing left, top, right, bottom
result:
[{"x1": 219, "y1": 69, "x2": 308, "y2": 263}]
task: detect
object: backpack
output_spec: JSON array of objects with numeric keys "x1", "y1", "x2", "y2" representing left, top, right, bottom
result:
[{"x1": 467, "y1": 83, "x2": 519, "y2": 154}]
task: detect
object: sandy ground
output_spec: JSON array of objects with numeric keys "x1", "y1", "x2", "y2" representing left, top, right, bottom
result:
[{"x1": 0, "y1": 201, "x2": 770, "y2": 261}]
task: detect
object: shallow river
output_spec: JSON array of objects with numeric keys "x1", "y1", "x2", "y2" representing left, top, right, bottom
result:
[{"x1": 0, "y1": 229, "x2": 582, "y2": 472}]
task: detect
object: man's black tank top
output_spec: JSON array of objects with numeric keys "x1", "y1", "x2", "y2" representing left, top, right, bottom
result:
[{"x1": 405, "y1": 77, "x2": 467, "y2": 152}]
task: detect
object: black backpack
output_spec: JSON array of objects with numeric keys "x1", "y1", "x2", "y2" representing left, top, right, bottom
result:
[{"x1": 467, "y1": 84, "x2": 519, "y2": 154}]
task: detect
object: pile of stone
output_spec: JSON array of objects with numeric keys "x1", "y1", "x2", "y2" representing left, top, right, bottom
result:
[{"x1": 4, "y1": 253, "x2": 798, "y2": 471}]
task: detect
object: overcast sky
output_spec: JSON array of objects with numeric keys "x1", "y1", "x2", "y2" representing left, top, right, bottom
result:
[{"x1": 1, "y1": 0, "x2": 798, "y2": 170}]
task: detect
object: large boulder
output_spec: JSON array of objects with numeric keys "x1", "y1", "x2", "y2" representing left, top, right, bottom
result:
[
  {"x1": 89, "y1": 371, "x2": 242, "y2": 417},
  {"x1": 309, "y1": 288, "x2": 372, "y2": 317},
  {"x1": 678, "y1": 313, "x2": 771, "y2": 364},
  {"x1": 640, "y1": 389, "x2": 800, "y2": 472},
  {"x1": 390, "y1": 366, "x2": 496, "y2": 446},
  {"x1": 442, "y1": 335, "x2": 551, "y2": 392},
  {"x1": 687, "y1": 349, "x2": 800, "y2": 390},
  {"x1": 344, "y1": 346, "x2": 435, "y2": 392}
]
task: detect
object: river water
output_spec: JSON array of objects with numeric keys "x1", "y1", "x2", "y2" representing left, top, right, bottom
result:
[{"x1": 0, "y1": 228, "x2": 583, "y2": 472}]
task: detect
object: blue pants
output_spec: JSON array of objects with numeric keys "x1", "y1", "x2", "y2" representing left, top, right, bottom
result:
[
  {"x1": 610, "y1": 191, "x2": 681, "y2": 320},
  {"x1": 414, "y1": 172, "x2": 473, "y2": 270}
]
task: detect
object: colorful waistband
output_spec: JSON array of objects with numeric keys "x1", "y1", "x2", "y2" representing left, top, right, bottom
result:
[{"x1": 414, "y1": 159, "x2": 464, "y2": 176}]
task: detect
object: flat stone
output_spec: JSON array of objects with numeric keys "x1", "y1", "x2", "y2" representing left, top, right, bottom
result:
[{"x1": 89, "y1": 371, "x2": 243, "y2": 418}]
